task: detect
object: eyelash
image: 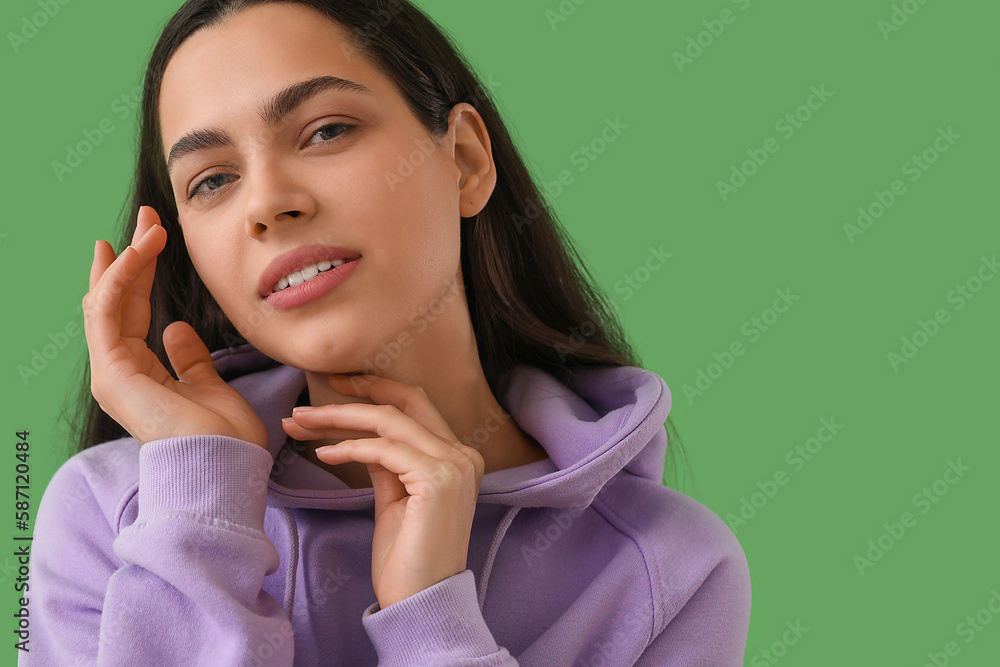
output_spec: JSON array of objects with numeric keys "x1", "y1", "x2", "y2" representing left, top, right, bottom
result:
[{"x1": 186, "y1": 122, "x2": 357, "y2": 201}]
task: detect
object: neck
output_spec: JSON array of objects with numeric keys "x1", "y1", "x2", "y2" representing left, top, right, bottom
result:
[{"x1": 291, "y1": 277, "x2": 548, "y2": 489}]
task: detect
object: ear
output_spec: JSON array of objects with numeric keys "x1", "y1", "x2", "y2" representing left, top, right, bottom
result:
[{"x1": 446, "y1": 103, "x2": 497, "y2": 218}]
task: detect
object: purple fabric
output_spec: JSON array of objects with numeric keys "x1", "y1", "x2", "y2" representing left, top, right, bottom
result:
[{"x1": 22, "y1": 343, "x2": 751, "y2": 665}]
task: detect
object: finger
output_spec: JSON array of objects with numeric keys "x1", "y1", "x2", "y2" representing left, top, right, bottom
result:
[
  {"x1": 89, "y1": 239, "x2": 114, "y2": 293},
  {"x1": 130, "y1": 205, "x2": 150, "y2": 245},
  {"x1": 118, "y1": 213, "x2": 167, "y2": 342},
  {"x1": 90, "y1": 218, "x2": 164, "y2": 309},
  {"x1": 84, "y1": 238, "x2": 130, "y2": 355},
  {"x1": 289, "y1": 402, "x2": 456, "y2": 459},
  {"x1": 84, "y1": 223, "x2": 166, "y2": 358},
  {"x1": 125, "y1": 206, "x2": 163, "y2": 310},
  {"x1": 87, "y1": 207, "x2": 162, "y2": 295},
  {"x1": 364, "y1": 460, "x2": 409, "y2": 516},
  {"x1": 316, "y1": 438, "x2": 410, "y2": 517},
  {"x1": 162, "y1": 320, "x2": 226, "y2": 386},
  {"x1": 280, "y1": 417, "x2": 379, "y2": 444},
  {"x1": 328, "y1": 374, "x2": 458, "y2": 444},
  {"x1": 315, "y1": 437, "x2": 455, "y2": 499}
]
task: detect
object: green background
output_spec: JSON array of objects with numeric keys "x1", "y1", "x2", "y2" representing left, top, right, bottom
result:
[{"x1": 2, "y1": 0, "x2": 997, "y2": 665}]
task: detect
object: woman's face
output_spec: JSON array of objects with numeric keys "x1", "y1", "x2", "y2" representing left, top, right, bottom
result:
[{"x1": 158, "y1": 3, "x2": 489, "y2": 372}]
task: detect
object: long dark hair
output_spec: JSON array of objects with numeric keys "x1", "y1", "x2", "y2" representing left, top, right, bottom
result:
[{"x1": 65, "y1": 0, "x2": 690, "y2": 488}]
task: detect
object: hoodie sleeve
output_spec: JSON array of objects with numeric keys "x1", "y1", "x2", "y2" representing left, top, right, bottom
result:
[
  {"x1": 360, "y1": 569, "x2": 517, "y2": 665},
  {"x1": 635, "y1": 568, "x2": 750, "y2": 667},
  {"x1": 21, "y1": 436, "x2": 294, "y2": 667},
  {"x1": 634, "y1": 523, "x2": 753, "y2": 667}
]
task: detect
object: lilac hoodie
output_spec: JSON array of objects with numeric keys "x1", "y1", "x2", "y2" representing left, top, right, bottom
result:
[{"x1": 22, "y1": 344, "x2": 751, "y2": 666}]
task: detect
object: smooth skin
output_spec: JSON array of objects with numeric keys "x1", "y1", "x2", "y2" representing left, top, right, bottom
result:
[{"x1": 85, "y1": 2, "x2": 548, "y2": 610}]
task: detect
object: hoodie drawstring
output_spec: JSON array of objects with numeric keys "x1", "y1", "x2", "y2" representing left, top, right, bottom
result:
[
  {"x1": 279, "y1": 506, "x2": 300, "y2": 620},
  {"x1": 477, "y1": 506, "x2": 522, "y2": 611}
]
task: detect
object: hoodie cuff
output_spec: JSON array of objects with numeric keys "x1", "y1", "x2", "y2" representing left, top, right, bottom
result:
[
  {"x1": 361, "y1": 569, "x2": 506, "y2": 663},
  {"x1": 136, "y1": 435, "x2": 274, "y2": 531}
]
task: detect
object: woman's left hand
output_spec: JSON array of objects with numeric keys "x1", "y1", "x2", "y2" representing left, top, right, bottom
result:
[{"x1": 280, "y1": 373, "x2": 486, "y2": 610}]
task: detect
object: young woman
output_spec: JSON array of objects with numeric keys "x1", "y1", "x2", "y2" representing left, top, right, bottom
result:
[{"x1": 25, "y1": 1, "x2": 751, "y2": 664}]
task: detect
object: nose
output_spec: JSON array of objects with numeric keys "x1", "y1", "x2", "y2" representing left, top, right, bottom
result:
[{"x1": 243, "y1": 156, "x2": 316, "y2": 237}]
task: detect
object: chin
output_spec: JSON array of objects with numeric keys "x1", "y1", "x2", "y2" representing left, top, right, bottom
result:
[{"x1": 271, "y1": 340, "x2": 365, "y2": 375}]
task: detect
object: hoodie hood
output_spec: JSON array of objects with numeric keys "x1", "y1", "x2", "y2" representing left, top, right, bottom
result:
[
  {"x1": 210, "y1": 343, "x2": 673, "y2": 617},
  {"x1": 210, "y1": 343, "x2": 674, "y2": 616},
  {"x1": 210, "y1": 343, "x2": 673, "y2": 511}
]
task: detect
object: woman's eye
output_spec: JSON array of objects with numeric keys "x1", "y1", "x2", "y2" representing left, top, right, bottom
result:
[
  {"x1": 305, "y1": 122, "x2": 354, "y2": 146},
  {"x1": 188, "y1": 173, "x2": 237, "y2": 200},
  {"x1": 184, "y1": 123, "x2": 355, "y2": 201}
]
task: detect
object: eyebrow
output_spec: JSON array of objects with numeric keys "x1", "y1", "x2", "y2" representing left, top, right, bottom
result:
[{"x1": 165, "y1": 75, "x2": 373, "y2": 175}]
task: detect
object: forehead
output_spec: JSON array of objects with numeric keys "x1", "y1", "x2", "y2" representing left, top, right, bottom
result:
[{"x1": 159, "y1": 3, "x2": 386, "y2": 150}]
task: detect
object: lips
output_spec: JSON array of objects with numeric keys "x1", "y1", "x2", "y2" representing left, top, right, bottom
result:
[{"x1": 259, "y1": 244, "x2": 362, "y2": 298}]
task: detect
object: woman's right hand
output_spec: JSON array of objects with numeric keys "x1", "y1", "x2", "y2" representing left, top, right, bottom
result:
[{"x1": 82, "y1": 206, "x2": 272, "y2": 449}]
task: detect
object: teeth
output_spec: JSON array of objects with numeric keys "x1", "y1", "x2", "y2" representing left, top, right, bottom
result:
[{"x1": 273, "y1": 259, "x2": 349, "y2": 293}]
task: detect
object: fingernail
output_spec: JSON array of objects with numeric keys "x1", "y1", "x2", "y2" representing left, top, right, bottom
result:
[
  {"x1": 281, "y1": 417, "x2": 293, "y2": 423},
  {"x1": 292, "y1": 406, "x2": 314, "y2": 414}
]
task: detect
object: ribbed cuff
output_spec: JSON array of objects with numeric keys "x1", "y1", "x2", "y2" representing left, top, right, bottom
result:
[
  {"x1": 136, "y1": 435, "x2": 273, "y2": 530},
  {"x1": 361, "y1": 570, "x2": 500, "y2": 662}
]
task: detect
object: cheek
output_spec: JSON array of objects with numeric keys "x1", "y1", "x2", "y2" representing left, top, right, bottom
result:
[
  {"x1": 363, "y1": 131, "x2": 456, "y2": 206},
  {"x1": 183, "y1": 231, "x2": 237, "y2": 301},
  {"x1": 382, "y1": 144, "x2": 460, "y2": 238},
  {"x1": 318, "y1": 134, "x2": 459, "y2": 253}
]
